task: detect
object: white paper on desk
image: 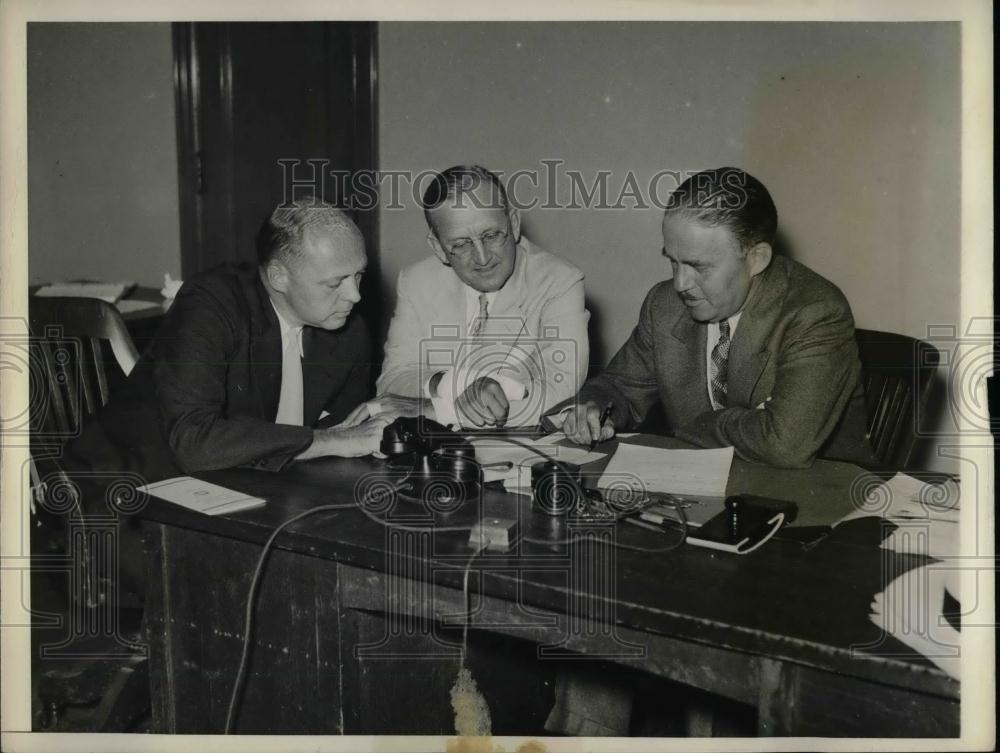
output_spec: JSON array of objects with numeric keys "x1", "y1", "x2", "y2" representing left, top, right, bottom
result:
[
  {"x1": 597, "y1": 444, "x2": 734, "y2": 497},
  {"x1": 35, "y1": 281, "x2": 134, "y2": 303},
  {"x1": 879, "y1": 518, "x2": 959, "y2": 560},
  {"x1": 469, "y1": 436, "x2": 605, "y2": 487},
  {"x1": 869, "y1": 562, "x2": 961, "y2": 680},
  {"x1": 139, "y1": 477, "x2": 266, "y2": 516},
  {"x1": 837, "y1": 473, "x2": 961, "y2": 527}
]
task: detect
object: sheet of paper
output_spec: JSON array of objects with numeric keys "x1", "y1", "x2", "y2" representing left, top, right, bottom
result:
[
  {"x1": 869, "y1": 562, "x2": 960, "y2": 680},
  {"x1": 139, "y1": 477, "x2": 266, "y2": 516},
  {"x1": 469, "y1": 437, "x2": 605, "y2": 485},
  {"x1": 836, "y1": 472, "x2": 960, "y2": 527},
  {"x1": 879, "y1": 519, "x2": 959, "y2": 560},
  {"x1": 35, "y1": 281, "x2": 134, "y2": 303},
  {"x1": 597, "y1": 443, "x2": 734, "y2": 497}
]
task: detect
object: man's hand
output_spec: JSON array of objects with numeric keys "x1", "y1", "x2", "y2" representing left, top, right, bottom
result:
[
  {"x1": 297, "y1": 415, "x2": 393, "y2": 460},
  {"x1": 336, "y1": 394, "x2": 431, "y2": 429},
  {"x1": 562, "y1": 401, "x2": 615, "y2": 445},
  {"x1": 455, "y1": 377, "x2": 510, "y2": 427}
]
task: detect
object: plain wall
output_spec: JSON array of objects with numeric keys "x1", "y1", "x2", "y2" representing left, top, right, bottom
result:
[
  {"x1": 378, "y1": 22, "x2": 959, "y2": 351},
  {"x1": 27, "y1": 23, "x2": 180, "y2": 287},
  {"x1": 378, "y1": 21, "x2": 961, "y2": 468}
]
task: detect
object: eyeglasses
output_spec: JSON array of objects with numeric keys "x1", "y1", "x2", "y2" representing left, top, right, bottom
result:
[{"x1": 443, "y1": 229, "x2": 509, "y2": 259}]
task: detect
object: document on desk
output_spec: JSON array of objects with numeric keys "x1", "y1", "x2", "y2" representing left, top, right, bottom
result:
[
  {"x1": 835, "y1": 473, "x2": 961, "y2": 527},
  {"x1": 35, "y1": 281, "x2": 135, "y2": 303},
  {"x1": 139, "y1": 477, "x2": 266, "y2": 516},
  {"x1": 869, "y1": 561, "x2": 961, "y2": 680},
  {"x1": 598, "y1": 444, "x2": 734, "y2": 497}
]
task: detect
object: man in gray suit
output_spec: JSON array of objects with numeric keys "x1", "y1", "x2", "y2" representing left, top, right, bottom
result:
[{"x1": 560, "y1": 167, "x2": 873, "y2": 468}]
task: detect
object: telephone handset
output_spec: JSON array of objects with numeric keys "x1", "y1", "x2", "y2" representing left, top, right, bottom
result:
[{"x1": 379, "y1": 417, "x2": 482, "y2": 505}]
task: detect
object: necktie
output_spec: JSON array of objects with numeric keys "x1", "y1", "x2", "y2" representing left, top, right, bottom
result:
[
  {"x1": 469, "y1": 293, "x2": 489, "y2": 337},
  {"x1": 710, "y1": 320, "x2": 731, "y2": 409},
  {"x1": 275, "y1": 327, "x2": 304, "y2": 425}
]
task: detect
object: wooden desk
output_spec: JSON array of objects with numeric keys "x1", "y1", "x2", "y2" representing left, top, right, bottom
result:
[{"x1": 138, "y1": 435, "x2": 959, "y2": 736}]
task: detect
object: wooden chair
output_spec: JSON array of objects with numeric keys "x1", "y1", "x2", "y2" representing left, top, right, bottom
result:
[
  {"x1": 28, "y1": 296, "x2": 139, "y2": 438},
  {"x1": 855, "y1": 328, "x2": 941, "y2": 469},
  {"x1": 27, "y1": 296, "x2": 149, "y2": 731}
]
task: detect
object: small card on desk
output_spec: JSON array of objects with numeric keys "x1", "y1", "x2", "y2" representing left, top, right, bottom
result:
[{"x1": 139, "y1": 477, "x2": 266, "y2": 516}]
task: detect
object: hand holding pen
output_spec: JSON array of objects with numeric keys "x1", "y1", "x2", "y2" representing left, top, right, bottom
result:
[
  {"x1": 589, "y1": 403, "x2": 614, "y2": 451},
  {"x1": 561, "y1": 400, "x2": 616, "y2": 448}
]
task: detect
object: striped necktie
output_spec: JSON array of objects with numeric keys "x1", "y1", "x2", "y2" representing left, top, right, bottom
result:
[
  {"x1": 469, "y1": 293, "x2": 489, "y2": 337},
  {"x1": 710, "y1": 319, "x2": 731, "y2": 409}
]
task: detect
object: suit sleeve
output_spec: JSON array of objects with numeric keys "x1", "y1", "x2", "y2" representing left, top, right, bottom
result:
[
  {"x1": 375, "y1": 271, "x2": 427, "y2": 398},
  {"x1": 562, "y1": 285, "x2": 663, "y2": 432},
  {"x1": 154, "y1": 282, "x2": 314, "y2": 474},
  {"x1": 674, "y1": 298, "x2": 861, "y2": 469}
]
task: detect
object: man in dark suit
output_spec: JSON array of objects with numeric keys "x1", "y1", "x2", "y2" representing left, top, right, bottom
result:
[
  {"x1": 66, "y1": 199, "x2": 398, "y2": 483},
  {"x1": 560, "y1": 167, "x2": 873, "y2": 468}
]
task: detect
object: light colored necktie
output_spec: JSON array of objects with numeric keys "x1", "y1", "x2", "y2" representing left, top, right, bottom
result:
[
  {"x1": 469, "y1": 293, "x2": 489, "y2": 337},
  {"x1": 275, "y1": 327, "x2": 304, "y2": 425},
  {"x1": 710, "y1": 320, "x2": 731, "y2": 409}
]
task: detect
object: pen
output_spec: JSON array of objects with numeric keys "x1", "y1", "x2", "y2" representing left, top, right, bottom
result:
[{"x1": 590, "y1": 403, "x2": 614, "y2": 451}]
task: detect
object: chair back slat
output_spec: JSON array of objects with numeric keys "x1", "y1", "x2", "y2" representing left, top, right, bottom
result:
[
  {"x1": 855, "y1": 329, "x2": 940, "y2": 469},
  {"x1": 28, "y1": 297, "x2": 140, "y2": 445}
]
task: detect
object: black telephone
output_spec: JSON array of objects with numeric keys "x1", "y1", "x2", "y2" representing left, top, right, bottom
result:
[{"x1": 379, "y1": 417, "x2": 483, "y2": 507}]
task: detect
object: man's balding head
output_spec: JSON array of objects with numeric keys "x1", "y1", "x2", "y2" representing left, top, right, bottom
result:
[{"x1": 256, "y1": 199, "x2": 364, "y2": 270}]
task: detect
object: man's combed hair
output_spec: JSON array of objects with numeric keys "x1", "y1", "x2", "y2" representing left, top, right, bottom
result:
[
  {"x1": 421, "y1": 165, "x2": 509, "y2": 229},
  {"x1": 256, "y1": 198, "x2": 359, "y2": 266},
  {"x1": 666, "y1": 167, "x2": 778, "y2": 250}
]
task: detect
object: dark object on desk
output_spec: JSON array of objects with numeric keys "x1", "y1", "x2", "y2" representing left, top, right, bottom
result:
[
  {"x1": 531, "y1": 460, "x2": 584, "y2": 516},
  {"x1": 381, "y1": 417, "x2": 484, "y2": 507},
  {"x1": 27, "y1": 297, "x2": 149, "y2": 732},
  {"x1": 685, "y1": 494, "x2": 797, "y2": 554},
  {"x1": 854, "y1": 328, "x2": 940, "y2": 469}
]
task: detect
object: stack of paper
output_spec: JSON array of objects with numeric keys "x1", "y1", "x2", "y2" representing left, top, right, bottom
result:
[
  {"x1": 869, "y1": 562, "x2": 961, "y2": 680},
  {"x1": 139, "y1": 477, "x2": 266, "y2": 516},
  {"x1": 597, "y1": 444, "x2": 734, "y2": 497},
  {"x1": 836, "y1": 473, "x2": 960, "y2": 559},
  {"x1": 36, "y1": 281, "x2": 135, "y2": 303}
]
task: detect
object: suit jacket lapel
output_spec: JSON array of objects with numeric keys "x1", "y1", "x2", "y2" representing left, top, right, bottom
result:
[
  {"x1": 727, "y1": 261, "x2": 786, "y2": 407},
  {"x1": 248, "y1": 274, "x2": 284, "y2": 422},
  {"x1": 486, "y1": 242, "x2": 529, "y2": 337},
  {"x1": 670, "y1": 306, "x2": 710, "y2": 411},
  {"x1": 301, "y1": 327, "x2": 343, "y2": 426}
]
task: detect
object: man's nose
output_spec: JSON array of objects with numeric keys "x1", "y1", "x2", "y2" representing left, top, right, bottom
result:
[
  {"x1": 672, "y1": 265, "x2": 690, "y2": 292},
  {"x1": 343, "y1": 277, "x2": 362, "y2": 303},
  {"x1": 471, "y1": 238, "x2": 490, "y2": 266}
]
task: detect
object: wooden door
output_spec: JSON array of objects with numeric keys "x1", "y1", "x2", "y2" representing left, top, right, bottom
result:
[{"x1": 172, "y1": 21, "x2": 378, "y2": 315}]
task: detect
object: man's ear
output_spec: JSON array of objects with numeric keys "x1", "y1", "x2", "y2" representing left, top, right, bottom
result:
[
  {"x1": 265, "y1": 259, "x2": 290, "y2": 292},
  {"x1": 508, "y1": 207, "x2": 522, "y2": 243},
  {"x1": 747, "y1": 242, "x2": 773, "y2": 277},
  {"x1": 427, "y1": 231, "x2": 451, "y2": 265}
]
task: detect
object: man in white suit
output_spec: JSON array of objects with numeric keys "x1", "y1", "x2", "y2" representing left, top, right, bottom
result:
[{"x1": 374, "y1": 165, "x2": 589, "y2": 428}]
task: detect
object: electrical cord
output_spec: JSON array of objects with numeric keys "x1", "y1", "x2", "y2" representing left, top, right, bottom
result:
[
  {"x1": 226, "y1": 432, "x2": 688, "y2": 731},
  {"x1": 224, "y1": 501, "x2": 359, "y2": 734}
]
